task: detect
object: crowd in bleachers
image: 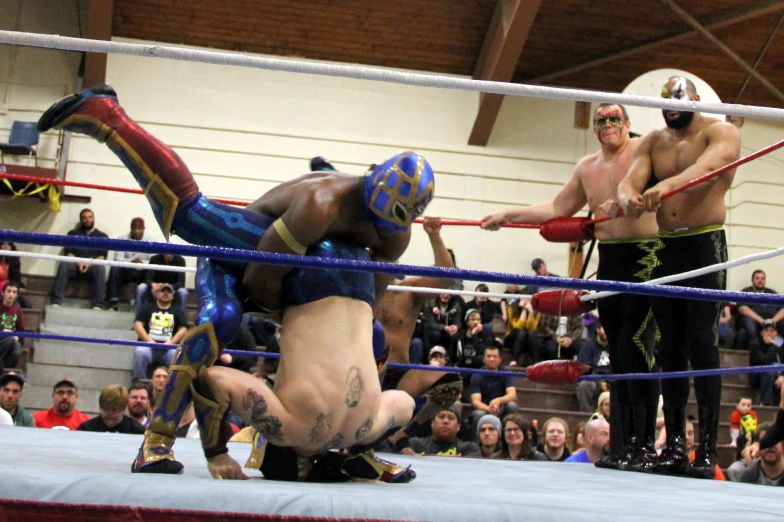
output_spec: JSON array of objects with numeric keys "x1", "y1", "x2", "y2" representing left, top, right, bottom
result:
[{"x1": 1, "y1": 208, "x2": 784, "y2": 487}]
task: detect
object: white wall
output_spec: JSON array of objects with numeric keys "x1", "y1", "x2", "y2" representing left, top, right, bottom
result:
[{"x1": 2, "y1": 0, "x2": 784, "y2": 295}]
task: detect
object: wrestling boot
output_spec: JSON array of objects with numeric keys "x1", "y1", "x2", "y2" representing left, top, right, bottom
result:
[
  {"x1": 652, "y1": 405, "x2": 689, "y2": 476},
  {"x1": 686, "y1": 405, "x2": 719, "y2": 479},
  {"x1": 190, "y1": 367, "x2": 234, "y2": 462},
  {"x1": 310, "y1": 156, "x2": 336, "y2": 172},
  {"x1": 38, "y1": 84, "x2": 199, "y2": 239},
  {"x1": 309, "y1": 449, "x2": 416, "y2": 483},
  {"x1": 626, "y1": 403, "x2": 658, "y2": 474},
  {"x1": 131, "y1": 323, "x2": 220, "y2": 474},
  {"x1": 406, "y1": 373, "x2": 463, "y2": 429},
  {"x1": 595, "y1": 400, "x2": 634, "y2": 470}
]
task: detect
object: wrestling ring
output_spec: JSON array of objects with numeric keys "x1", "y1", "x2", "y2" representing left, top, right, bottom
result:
[{"x1": 1, "y1": 30, "x2": 784, "y2": 522}]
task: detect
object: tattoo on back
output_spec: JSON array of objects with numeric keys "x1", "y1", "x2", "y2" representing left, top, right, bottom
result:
[
  {"x1": 242, "y1": 388, "x2": 283, "y2": 441},
  {"x1": 345, "y1": 366, "x2": 364, "y2": 408},
  {"x1": 318, "y1": 433, "x2": 344, "y2": 454},
  {"x1": 355, "y1": 418, "x2": 374, "y2": 442},
  {"x1": 309, "y1": 413, "x2": 332, "y2": 444}
]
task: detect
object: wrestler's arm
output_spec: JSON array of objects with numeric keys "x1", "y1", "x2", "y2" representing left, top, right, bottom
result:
[
  {"x1": 371, "y1": 230, "x2": 411, "y2": 303},
  {"x1": 481, "y1": 165, "x2": 588, "y2": 230},
  {"x1": 618, "y1": 134, "x2": 655, "y2": 218},
  {"x1": 642, "y1": 122, "x2": 741, "y2": 209},
  {"x1": 394, "y1": 217, "x2": 456, "y2": 303},
  {"x1": 243, "y1": 187, "x2": 338, "y2": 308}
]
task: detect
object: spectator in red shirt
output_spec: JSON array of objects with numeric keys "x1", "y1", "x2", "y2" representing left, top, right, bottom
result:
[
  {"x1": 33, "y1": 379, "x2": 91, "y2": 430},
  {"x1": 0, "y1": 282, "x2": 25, "y2": 372}
]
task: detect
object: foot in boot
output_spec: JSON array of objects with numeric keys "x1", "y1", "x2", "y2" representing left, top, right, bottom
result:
[
  {"x1": 38, "y1": 84, "x2": 118, "y2": 133},
  {"x1": 626, "y1": 442, "x2": 658, "y2": 474},
  {"x1": 686, "y1": 452, "x2": 716, "y2": 479},
  {"x1": 652, "y1": 442, "x2": 688, "y2": 475},
  {"x1": 131, "y1": 446, "x2": 184, "y2": 475},
  {"x1": 595, "y1": 445, "x2": 634, "y2": 471}
]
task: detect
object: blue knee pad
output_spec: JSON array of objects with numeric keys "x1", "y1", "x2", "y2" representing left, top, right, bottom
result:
[{"x1": 194, "y1": 258, "x2": 244, "y2": 345}]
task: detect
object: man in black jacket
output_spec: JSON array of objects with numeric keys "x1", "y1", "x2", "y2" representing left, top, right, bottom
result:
[{"x1": 749, "y1": 319, "x2": 784, "y2": 406}]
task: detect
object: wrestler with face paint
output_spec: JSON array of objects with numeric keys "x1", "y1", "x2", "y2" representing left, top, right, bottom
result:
[
  {"x1": 618, "y1": 76, "x2": 742, "y2": 479},
  {"x1": 483, "y1": 103, "x2": 661, "y2": 473}
]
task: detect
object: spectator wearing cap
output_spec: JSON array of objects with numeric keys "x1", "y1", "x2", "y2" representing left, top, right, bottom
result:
[
  {"x1": 136, "y1": 253, "x2": 189, "y2": 315},
  {"x1": 477, "y1": 414, "x2": 502, "y2": 458},
  {"x1": 33, "y1": 379, "x2": 91, "y2": 430},
  {"x1": 493, "y1": 413, "x2": 547, "y2": 461},
  {"x1": 527, "y1": 258, "x2": 561, "y2": 296},
  {"x1": 738, "y1": 270, "x2": 784, "y2": 346},
  {"x1": 397, "y1": 403, "x2": 481, "y2": 457},
  {"x1": 429, "y1": 346, "x2": 447, "y2": 367},
  {"x1": 0, "y1": 371, "x2": 34, "y2": 426},
  {"x1": 0, "y1": 282, "x2": 25, "y2": 372},
  {"x1": 565, "y1": 418, "x2": 610, "y2": 463},
  {"x1": 127, "y1": 381, "x2": 152, "y2": 426},
  {"x1": 107, "y1": 217, "x2": 157, "y2": 311},
  {"x1": 468, "y1": 346, "x2": 518, "y2": 438},
  {"x1": 464, "y1": 284, "x2": 501, "y2": 327},
  {"x1": 749, "y1": 319, "x2": 784, "y2": 406},
  {"x1": 132, "y1": 282, "x2": 188, "y2": 381},
  {"x1": 536, "y1": 417, "x2": 572, "y2": 461},
  {"x1": 49, "y1": 208, "x2": 109, "y2": 310},
  {"x1": 454, "y1": 308, "x2": 493, "y2": 372},
  {"x1": 78, "y1": 384, "x2": 145, "y2": 434},
  {"x1": 421, "y1": 292, "x2": 463, "y2": 356}
]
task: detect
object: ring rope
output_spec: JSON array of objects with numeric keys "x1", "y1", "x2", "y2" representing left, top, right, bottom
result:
[
  {"x1": 2, "y1": 228, "x2": 784, "y2": 306},
  {"x1": 4, "y1": 330, "x2": 781, "y2": 383},
  {"x1": 1, "y1": 30, "x2": 784, "y2": 121}
]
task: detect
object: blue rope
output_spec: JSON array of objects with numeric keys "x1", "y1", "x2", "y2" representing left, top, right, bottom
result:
[
  {"x1": 2, "y1": 229, "x2": 783, "y2": 306},
  {"x1": 5, "y1": 330, "x2": 784, "y2": 382}
]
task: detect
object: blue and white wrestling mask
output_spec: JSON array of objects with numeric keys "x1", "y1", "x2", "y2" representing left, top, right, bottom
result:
[{"x1": 363, "y1": 151, "x2": 435, "y2": 232}]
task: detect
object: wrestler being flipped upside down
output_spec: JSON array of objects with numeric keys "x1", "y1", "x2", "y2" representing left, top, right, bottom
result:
[{"x1": 38, "y1": 85, "x2": 435, "y2": 482}]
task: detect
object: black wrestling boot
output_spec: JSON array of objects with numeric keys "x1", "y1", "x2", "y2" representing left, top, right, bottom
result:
[
  {"x1": 686, "y1": 405, "x2": 719, "y2": 479},
  {"x1": 131, "y1": 446, "x2": 184, "y2": 475},
  {"x1": 596, "y1": 401, "x2": 634, "y2": 470},
  {"x1": 626, "y1": 403, "x2": 657, "y2": 474},
  {"x1": 653, "y1": 405, "x2": 688, "y2": 476}
]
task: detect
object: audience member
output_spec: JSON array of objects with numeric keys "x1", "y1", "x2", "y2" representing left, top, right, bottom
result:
[
  {"x1": 137, "y1": 254, "x2": 188, "y2": 314},
  {"x1": 399, "y1": 404, "x2": 481, "y2": 457},
  {"x1": 494, "y1": 413, "x2": 547, "y2": 461},
  {"x1": 738, "y1": 270, "x2": 784, "y2": 345},
  {"x1": 718, "y1": 303, "x2": 732, "y2": 347},
  {"x1": 505, "y1": 298, "x2": 541, "y2": 367},
  {"x1": 78, "y1": 384, "x2": 146, "y2": 434},
  {"x1": 737, "y1": 422, "x2": 784, "y2": 486},
  {"x1": 464, "y1": 284, "x2": 500, "y2": 326},
  {"x1": 749, "y1": 320, "x2": 784, "y2": 405},
  {"x1": 570, "y1": 421, "x2": 586, "y2": 453},
  {"x1": 537, "y1": 312, "x2": 584, "y2": 361},
  {"x1": 468, "y1": 347, "x2": 518, "y2": 435},
  {"x1": 0, "y1": 371, "x2": 34, "y2": 426},
  {"x1": 590, "y1": 391, "x2": 611, "y2": 423},
  {"x1": 536, "y1": 417, "x2": 572, "y2": 462},
  {"x1": 0, "y1": 282, "x2": 25, "y2": 372},
  {"x1": 49, "y1": 208, "x2": 109, "y2": 310},
  {"x1": 565, "y1": 418, "x2": 610, "y2": 463},
  {"x1": 500, "y1": 284, "x2": 522, "y2": 323},
  {"x1": 730, "y1": 397, "x2": 758, "y2": 447},
  {"x1": 32, "y1": 379, "x2": 91, "y2": 430},
  {"x1": 455, "y1": 309, "x2": 493, "y2": 371},
  {"x1": 0, "y1": 241, "x2": 22, "y2": 294},
  {"x1": 214, "y1": 323, "x2": 257, "y2": 373},
  {"x1": 429, "y1": 346, "x2": 447, "y2": 367},
  {"x1": 576, "y1": 321, "x2": 611, "y2": 413},
  {"x1": 476, "y1": 414, "x2": 502, "y2": 458},
  {"x1": 131, "y1": 283, "x2": 188, "y2": 381},
  {"x1": 527, "y1": 258, "x2": 560, "y2": 295},
  {"x1": 422, "y1": 293, "x2": 463, "y2": 354},
  {"x1": 128, "y1": 381, "x2": 152, "y2": 426},
  {"x1": 150, "y1": 366, "x2": 169, "y2": 402},
  {"x1": 107, "y1": 217, "x2": 156, "y2": 311}
]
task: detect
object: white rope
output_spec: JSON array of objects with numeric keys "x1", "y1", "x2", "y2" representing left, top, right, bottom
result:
[
  {"x1": 385, "y1": 285, "x2": 531, "y2": 301},
  {"x1": 2, "y1": 30, "x2": 784, "y2": 122},
  {"x1": 583, "y1": 245, "x2": 784, "y2": 302}
]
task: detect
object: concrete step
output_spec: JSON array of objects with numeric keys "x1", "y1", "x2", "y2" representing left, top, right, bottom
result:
[
  {"x1": 21, "y1": 290, "x2": 47, "y2": 310},
  {"x1": 689, "y1": 382, "x2": 755, "y2": 404},
  {"x1": 26, "y1": 362, "x2": 131, "y2": 391},
  {"x1": 22, "y1": 308, "x2": 43, "y2": 331},
  {"x1": 32, "y1": 340, "x2": 135, "y2": 371},
  {"x1": 719, "y1": 348, "x2": 749, "y2": 368},
  {"x1": 45, "y1": 305, "x2": 135, "y2": 330},
  {"x1": 21, "y1": 384, "x2": 100, "y2": 415},
  {"x1": 40, "y1": 323, "x2": 138, "y2": 341}
]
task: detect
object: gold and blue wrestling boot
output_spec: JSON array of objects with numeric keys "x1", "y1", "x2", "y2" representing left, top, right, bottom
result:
[{"x1": 131, "y1": 323, "x2": 220, "y2": 474}]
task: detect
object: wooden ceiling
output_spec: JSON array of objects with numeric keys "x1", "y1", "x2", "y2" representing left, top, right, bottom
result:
[{"x1": 110, "y1": 0, "x2": 784, "y2": 144}]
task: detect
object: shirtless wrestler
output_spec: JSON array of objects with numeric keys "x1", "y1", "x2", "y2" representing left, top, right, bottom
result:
[
  {"x1": 482, "y1": 104, "x2": 661, "y2": 472},
  {"x1": 37, "y1": 85, "x2": 434, "y2": 479},
  {"x1": 618, "y1": 76, "x2": 741, "y2": 479}
]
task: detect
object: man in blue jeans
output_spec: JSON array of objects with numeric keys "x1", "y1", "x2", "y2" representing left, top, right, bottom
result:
[{"x1": 131, "y1": 283, "x2": 188, "y2": 381}]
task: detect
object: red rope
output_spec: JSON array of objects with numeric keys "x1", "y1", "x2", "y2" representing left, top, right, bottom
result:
[
  {"x1": 589, "y1": 138, "x2": 784, "y2": 226},
  {"x1": 0, "y1": 172, "x2": 537, "y2": 229}
]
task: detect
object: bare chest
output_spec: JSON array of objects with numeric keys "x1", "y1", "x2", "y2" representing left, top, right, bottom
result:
[
  {"x1": 651, "y1": 133, "x2": 707, "y2": 181},
  {"x1": 581, "y1": 155, "x2": 634, "y2": 210}
]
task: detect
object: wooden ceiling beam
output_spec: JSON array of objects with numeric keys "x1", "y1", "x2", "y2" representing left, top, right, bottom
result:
[
  {"x1": 83, "y1": 0, "x2": 114, "y2": 88},
  {"x1": 520, "y1": 0, "x2": 784, "y2": 85},
  {"x1": 468, "y1": 0, "x2": 542, "y2": 146}
]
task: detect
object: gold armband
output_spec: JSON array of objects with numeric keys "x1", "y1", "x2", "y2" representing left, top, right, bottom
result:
[{"x1": 272, "y1": 218, "x2": 308, "y2": 255}]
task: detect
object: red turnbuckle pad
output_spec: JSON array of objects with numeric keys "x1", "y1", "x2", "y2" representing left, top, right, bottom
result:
[
  {"x1": 531, "y1": 289, "x2": 596, "y2": 316},
  {"x1": 539, "y1": 217, "x2": 595, "y2": 243},
  {"x1": 526, "y1": 360, "x2": 592, "y2": 384}
]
